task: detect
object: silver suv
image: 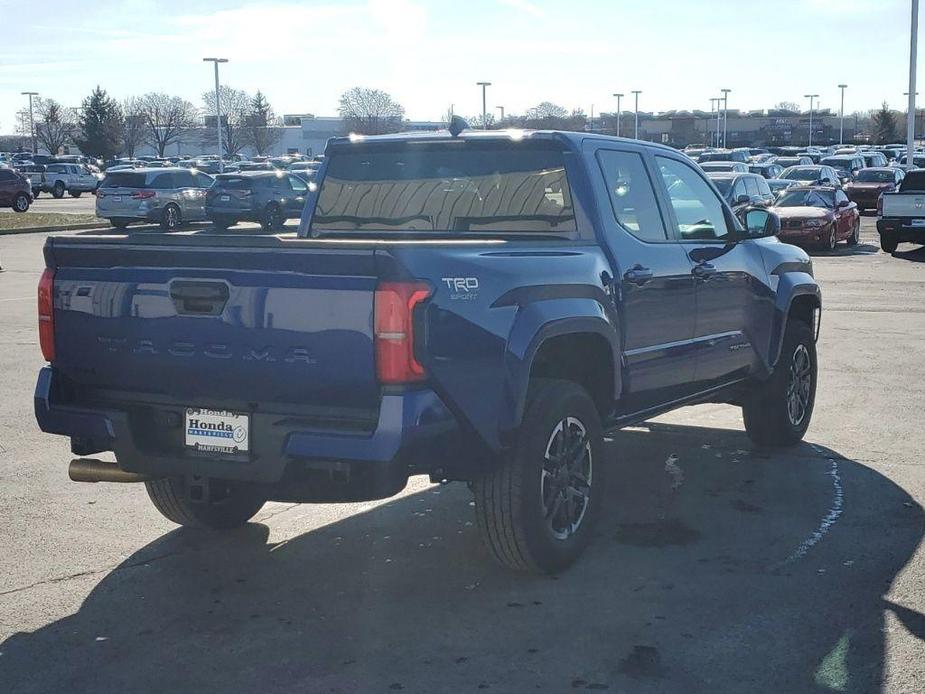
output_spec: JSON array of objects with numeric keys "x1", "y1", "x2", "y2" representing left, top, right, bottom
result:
[{"x1": 95, "y1": 167, "x2": 214, "y2": 229}]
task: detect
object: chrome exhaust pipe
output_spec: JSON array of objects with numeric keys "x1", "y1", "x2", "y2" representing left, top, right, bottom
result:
[{"x1": 69, "y1": 458, "x2": 154, "y2": 483}]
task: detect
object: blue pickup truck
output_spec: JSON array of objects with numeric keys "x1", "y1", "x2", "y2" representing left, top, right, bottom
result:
[{"x1": 35, "y1": 128, "x2": 821, "y2": 573}]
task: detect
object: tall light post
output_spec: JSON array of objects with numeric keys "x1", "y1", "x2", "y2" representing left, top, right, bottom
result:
[
  {"x1": 804, "y1": 94, "x2": 819, "y2": 147},
  {"x1": 721, "y1": 88, "x2": 731, "y2": 147},
  {"x1": 203, "y1": 58, "x2": 228, "y2": 171},
  {"x1": 837, "y1": 84, "x2": 848, "y2": 144},
  {"x1": 907, "y1": 0, "x2": 919, "y2": 168},
  {"x1": 476, "y1": 81, "x2": 491, "y2": 129},
  {"x1": 613, "y1": 93, "x2": 624, "y2": 137},
  {"x1": 905, "y1": 91, "x2": 920, "y2": 143},
  {"x1": 21, "y1": 91, "x2": 38, "y2": 153},
  {"x1": 632, "y1": 90, "x2": 642, "y2": 140},
  {"x1": 714, "y1": 97, "x2": 723, "y2": 147},
  {"x1": 709, "y1": 98, "x2": 718, "y2": 147}
]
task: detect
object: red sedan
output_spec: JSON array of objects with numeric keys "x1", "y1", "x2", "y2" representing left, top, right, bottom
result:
[
  {"x1": 844, "y1": 167, "x2": 905, "y2": 212},
  {"x1": 771, "y1": 186, "x2": 860, "y2": 251}
]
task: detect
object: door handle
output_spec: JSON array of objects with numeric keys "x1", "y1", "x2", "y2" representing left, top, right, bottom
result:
[
  {"x1": 623, "y1": 265, "x2": 654, "y2": 285},
  {"x1": 692, "y1": 262, "x2": 717, "y2": 279}
]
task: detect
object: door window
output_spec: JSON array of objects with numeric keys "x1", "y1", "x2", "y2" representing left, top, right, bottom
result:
[
  {"x1": 731, "y1": 180, "x2": 747, "y2": 202},
  {"x1": 173, "y1": 171, "x2": 196, "y2": 188},
  {"x1": 596, "y1": 150, "x2": 667, "y2": 242},
  {"x1": 289, "y1": 175, "x2": 308, "y2": 194},
  {"x1": 656, "y1": 156, "x2": 731, "y2": 240},
  {"x1": 744, "y1": 177, "x2": 760, "y2": 198},
  {"x1": 192, "y1": 172, "x2": 214, "y2": 188}
]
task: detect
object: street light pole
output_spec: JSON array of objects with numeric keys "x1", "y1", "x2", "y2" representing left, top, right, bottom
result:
[
  {"x1": 476, "y1": 82, "x2": 492, "y2": 130},
  {"x1": 709, "y1": 99, "x2": 717, "y2": 147},
  {"x1": 21, "y1": 92, "x2": 38, "y2": 153},
  {"x1": 613, "y1": 93, "x2": 624, "y2": 137},
  {"x1": 721, "y1": 88, "x2": 731, "y2": 147},
  {"x1": 907, "y1": 0, "x2": 919, "y2": 169},
  {"x1": 632, "y1": 90, "x2": 642, "y2": 140},
  {"x1": 804, "y1": 94, "x2": 819, "y2": 147},
  {"x1": 838, "y1": 84, "x2": 848, "y2": 144},
  {"x1": 203, "y1": 58, "x2": 228, "y2": 172},
  {"x1": 714, "y1": 98, "x2": 722, "y2": 147}
]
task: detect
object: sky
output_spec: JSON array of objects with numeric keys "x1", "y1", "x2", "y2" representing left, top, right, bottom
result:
[{"x1": 0, "y1": 0, "x2": 918, "y2": 133}]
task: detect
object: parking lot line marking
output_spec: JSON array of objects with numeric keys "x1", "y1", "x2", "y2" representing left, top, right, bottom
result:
[
  {"x1": 0, "y1": 296, "x2": 33, "y2": 302},
  {"x1": 780, "y1": 445, "x2": 844, "y2": 565}
]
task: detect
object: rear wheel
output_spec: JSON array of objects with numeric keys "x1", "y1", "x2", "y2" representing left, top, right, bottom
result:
[
  {"x1": 52, "y1": 181, "x2": 65, "y2": 199},
  {"x1": 145, "y1": 476, "x2": 267, "y2": 529},
  {"x1": 211, "y1": 216, "x2": 236, "y2": 230},
  {"x1": 160, "y1": 203, "x2": 181, "y2": 230},
  {"x1": 110, "y1": 218, "x2": 131, "y2": 229},
  {"x1": 261, "y1": 203, "x2": 283, "y2": 231},
  {"x1": 880, "y1": 232, "x2": 899, "y2": 253},
  {"x1": 742, "y1": 319, "x2": 816, "y2": 447},
  {"x1": 12, "y1": 192, "x2": 30, "y2": 213},
  {"x1": 69, "y1": 191, "x2": 82, "y2": 198},
  {"x1": 473, "y1": 379, "x2": 603, "y2": 574},
  {"x1": 846, "y1": 218, "x2": 860, "y2": 246}
]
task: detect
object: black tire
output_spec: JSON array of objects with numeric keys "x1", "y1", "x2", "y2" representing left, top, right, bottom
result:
[
  {"x1": 69, "y1": 191, "x2": 82, "y2": 198},
  {"x1": 261, "y1": 203, "x2": 283, "y2": 231},
  {"x1": 145, "y1": 476, "x2": 267, "y2": 529},
  {"x1": 473, "y1": 378, "x2": 603, "y2": 574},
  {"x1": 880, "y1": 232, "x2": 899, "y2": 253},
  {"x1": 742, "y1": 319, "x2": 817, "y2": 447},
  {"x1": 160, "y1": 203, "x2": 181, "y2": 230},
  {"x1": 211, "y1": 216, "x2": 236, "y2": 230},
  {"x1": 846, "y1": 218, "x2": 860, "y2": 246},
  {"x1": 110, "y1": 218, "x2": 131, "y2": 229},
  {"x1": 52, "y1": 181, "x2": 65, "y2": 199},
  {"x1": 12, "y1": 192, "x2": 30, "y2": 213}
]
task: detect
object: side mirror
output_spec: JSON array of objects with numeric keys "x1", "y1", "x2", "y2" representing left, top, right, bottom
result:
[
  {"x1": 837, "y1": 199, "x2": 851, "y2": 208},
  {"x1": 736, "y1": 194, "x2": 750, "y2": 205},
  {"x1": 742, "y1": 207, "x2": 780, "y2": 238}
]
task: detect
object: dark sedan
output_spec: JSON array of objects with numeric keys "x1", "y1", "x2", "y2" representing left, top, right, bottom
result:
[
  {"x1": 820, "y1": 155, "x2": 865, "y2": 183},
  {"x1": 775, "y1": 156, "x2": 814, "y2": 168},
  {"x1": 779, "y1": 165, "x2": 841, "y2": 187},
  {"x1": 843, "y1": 167, "x2": 905, "y2": 211},
  {"x1": 749, "y1": 162, "x2": 784, "y2": 179},
  {"x1": 205, "y1": 171, "x2": 309, "y2": 230},
  {"x1": 771, "y1": 186, "x2": 860, "y2": 250},
  {"x1": 706, "y1": 172, "x2": 775, "y2": 214}
]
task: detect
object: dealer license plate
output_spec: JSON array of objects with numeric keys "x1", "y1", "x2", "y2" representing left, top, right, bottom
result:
[{"x1": 184, "y1": 408, "x2": 249, "y2": 453}]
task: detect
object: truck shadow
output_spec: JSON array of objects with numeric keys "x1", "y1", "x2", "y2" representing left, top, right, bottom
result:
[
  {"x1": 2, "y1": 423, "x2": 922, "y2": 694},
  {"x1": 892, "y1": 245, "x2": 925, "y2": 263}
]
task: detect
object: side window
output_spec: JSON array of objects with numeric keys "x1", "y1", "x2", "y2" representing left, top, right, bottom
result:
[
  {"x1": 193, "y1": 172, "x2": 214, "y2": 188},
  {"x1": 173, "y1": 170, "x2": 196, "y2": 188},
  {"x1": 744, "y1": 177, "x2": 760, "y2": 198},
  {"x1": 835, "y1": 189, "x2": 849, "y2": 205},
  {"x1": 289, "y1": 175, "x2": 308, "y2": 194},
  {"x1": 655, "y1": 156, "x2": 731, "y2": 241},
  {"x1": 755, "y1": 177, "x2": 771, "y2": 197},
  {"x1": 275, "y1": 175, "x2": 293, "y2": 191},
  {"x1": 0, "y1": 170, "x2": 15, "y2": 181},
  {"x1": 731, "y1": 180, "x2": 747, "y2": 201},
  {"x1": 596, "y1": 150, "x2": 668, "y2": 242},
  {"x1": 151, "y1": 173, "x2": 177, "y2": 189}
]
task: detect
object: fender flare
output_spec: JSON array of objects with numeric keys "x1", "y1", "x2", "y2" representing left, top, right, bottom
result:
[
  {"x1": 499, "y1": 296, "x2": 621, "y2": 436},
  {"x1": 769, "y1": 272, "x2": 821, "y2": 368}
]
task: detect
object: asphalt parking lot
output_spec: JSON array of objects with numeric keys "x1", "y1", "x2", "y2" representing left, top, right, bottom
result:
[{"x1": 1, "y1": 217, "x2": 924, "y2": 694}]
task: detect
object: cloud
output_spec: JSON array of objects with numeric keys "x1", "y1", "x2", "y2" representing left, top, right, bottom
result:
[{"x1": 498, "y1": 0, "x2": 545, "y2": 18}]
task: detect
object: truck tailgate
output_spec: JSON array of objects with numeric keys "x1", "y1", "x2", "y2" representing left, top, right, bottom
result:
[
  {"x1": 882, "y1": 193, "x2": 925, "y2": 218},
  {"x1": 46, "y1": 238, "x2": 380, "y2": 420}
]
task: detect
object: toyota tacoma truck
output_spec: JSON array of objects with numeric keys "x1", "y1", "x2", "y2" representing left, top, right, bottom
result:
[
  {"x1": 877, "y1": 169, "x2": 925, "y2": 252},
  {"x1": 34, "y1": 127, "x2": 821, "y2": 573}
]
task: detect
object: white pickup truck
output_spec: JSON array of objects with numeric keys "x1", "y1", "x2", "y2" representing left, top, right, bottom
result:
[
  {"x1": 41, "y1": 163, "x2": 103, "y2": 198},
  {"x1": 877, "y1": 170, "x2": 925, "y2": 252}
]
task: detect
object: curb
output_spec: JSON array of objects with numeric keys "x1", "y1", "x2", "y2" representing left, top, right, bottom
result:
[{"x1": 0, "y1": 223, "x2": 108, "y2": 236}]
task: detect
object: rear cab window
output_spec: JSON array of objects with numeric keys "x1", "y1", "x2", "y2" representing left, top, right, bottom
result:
[{"x1": 309, "y1": 142, "x2": 575, "y2": 235}]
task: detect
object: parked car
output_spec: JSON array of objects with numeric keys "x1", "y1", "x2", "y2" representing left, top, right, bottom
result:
[
  {"x1": 16, "y1": 164, "x2": 47, "y2": 197},
  {"x1": 95, "y1": 167, "x2": 215, "y2": 229},
  {"x1": 896, "y1": 153, "x2": 925, "y2": 168},
  {"x1": 843, "y1": 167, "x2": 904, "y2": 212},
  {"x1": 41, "y1": 163, "x2": 103, "y2": 198},
  {"x1": 749, "y1": 162, "x2": 784, "y2": 179},
  {"x1": 34, "y1": 129, "x2": 826, "y2": 574},
  {"x1": 795, "y1": 152, "x2": 823, "y2": 164},
  {"x1": 767, "y1": 178, "x2": 799, "y2": 199},
  {"x1": 287, "y1": 161, "x2": 320, "y2": 178},
  {"x1": 775, "y1": 156, "x2": 814, "y2": 169},
  {"x1": 205, "y1": 171, "x2": 309, "y2": 230},
  {"x1": 820, "y1": 155, "x2": 865, "y2": 183},
  {"x1": 772, "y1": 185, "x2": 860, "y2": 250},
  {"x1": 779, "y1": 165, "x2": 841, "y2": 187},
  {"x1": 706, "y1": 172, "x2": 775, "y2": 214},
  {"x1": 699, "y1": 161, "x2": 749, "y2": 173},
  {"x1": 698, "y1": 149, "x2": 749, "y2": 163},
  {"x1": 859, "y1": 152, "x2": 888, "y2": 169},
  {"x1": 0, "y1": 168, "x2": 33, "y2": 212},
  {"x1": 877, "y1": 169, "x2": 925, "y2": 251},
  {"x1": 235, "y1": 161, "x2": 275, "y2": 172},
  {"x1": 750, "y1": 153, "x2": 778, "y2": 164}
]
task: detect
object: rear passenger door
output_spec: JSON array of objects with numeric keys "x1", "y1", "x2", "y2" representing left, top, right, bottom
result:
[{"x1": 587, "y1": 142, "x2": 698, "y2": 414}]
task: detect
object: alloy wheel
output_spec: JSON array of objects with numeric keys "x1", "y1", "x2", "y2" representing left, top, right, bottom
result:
[
  {"x1": 541, "y1": 416, "x2": 593, "y2": 541},
  {"x1": 786, "y1": 344, "x2": 812, "y2": 427}
]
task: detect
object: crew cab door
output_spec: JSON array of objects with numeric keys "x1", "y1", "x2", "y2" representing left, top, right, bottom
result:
[
  {"x1": 652, "y1": 154, "x2": 771, "y2": 389},
  {"x1": 586, "y1": 143, "x2": 697, "y2": 414}
]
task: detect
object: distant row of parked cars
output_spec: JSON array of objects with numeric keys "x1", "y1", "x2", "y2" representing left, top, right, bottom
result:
[{"x1": 682, "y1": 143, "x2": 922, "y2": 251}]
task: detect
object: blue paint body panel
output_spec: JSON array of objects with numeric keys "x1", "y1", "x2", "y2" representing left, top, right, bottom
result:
[{"x1": 35, "y1": 130, "x2": 820, "y2": 498}]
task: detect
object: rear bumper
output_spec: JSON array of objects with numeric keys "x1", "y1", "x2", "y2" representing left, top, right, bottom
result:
[
  {"x1": 205, "y1": 204, "x2": 257, "y2": 221},
  {"x1": 34, "y1": 367, "x2": 471, "y2": 496},
  {"x1": 877, "y1": 218, "x2": 925, "y2": 242}
]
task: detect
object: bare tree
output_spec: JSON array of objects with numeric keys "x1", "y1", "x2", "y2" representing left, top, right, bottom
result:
[
  {"x1": 338, "y1": 87, "x2": 405, "y2": 135},
  {"x1": 201, "y1": 85, "x2": 251, "y2": 157},
  {"x1": 34, "y1": 98, "x2": 76, "y2": 155},
  {"x1": 525, "y1": 102, "x2": 568, "y2": 121},
  {"x1": 467, "y1": 112, "x2": 496, "y2": 129},
  {"x1": 137, "y1": 92, "x2": 198, "y2": 157},
  {"x1": 773, "y1": 101, "x2": 801, "y2": 113},
  {"x1": 121, "y1": 97, "x2": 146, "y2": 158},
  {"x1": 242, "y1": 91, "x2": 283, "y2": 156}
]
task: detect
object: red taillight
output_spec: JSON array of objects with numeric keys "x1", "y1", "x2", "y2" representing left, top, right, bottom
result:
[
  {"x1": 374, "y1": 282, "x2": 431, "y2": 384},
  {"x1": 38, "y1": 268, "x2": 55, "y2": 362},
  {"x1": 131, "y1": 190, "x2": 155, "y2": 199}
]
